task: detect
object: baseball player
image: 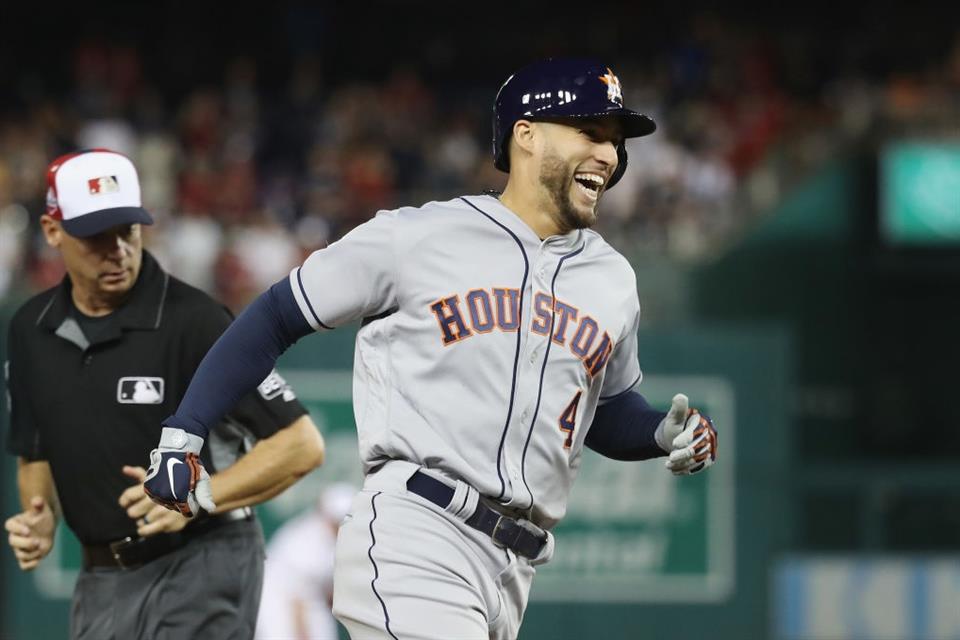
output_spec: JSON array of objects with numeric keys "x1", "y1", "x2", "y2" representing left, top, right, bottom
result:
[
  {"x1": 255, "y1": 483, "x2": 357, "y2": 640},
  {"x1": 144, "y1": 58, "x2": 719, "y2": 639}
]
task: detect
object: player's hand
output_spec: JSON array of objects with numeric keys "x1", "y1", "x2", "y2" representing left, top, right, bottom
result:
[
  {"x1": 119, "y1": 465, "x2": 191, "y2": 536},
  {"x1": 143, "y1": 427, "x2": 216, "y2": 517},
  {"x1": 5, "y1": 496, "x2": 56, "y2": 571},
  {"x1": 654, "y1": 393, "x2": 718, "y2": 476}
]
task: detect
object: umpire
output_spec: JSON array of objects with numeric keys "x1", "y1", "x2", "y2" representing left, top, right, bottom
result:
[{"x1": 3, "y1": 149, "x2": 325, "y2": 639}]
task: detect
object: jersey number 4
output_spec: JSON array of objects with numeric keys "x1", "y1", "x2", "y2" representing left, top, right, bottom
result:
[{"x1": 558, "y1": 389, "x2": 583, "y2": 450}]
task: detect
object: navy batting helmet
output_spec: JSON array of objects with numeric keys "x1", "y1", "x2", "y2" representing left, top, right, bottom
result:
[{"x1": 492, "y1": 58, "x2": 656, "y2": 189}]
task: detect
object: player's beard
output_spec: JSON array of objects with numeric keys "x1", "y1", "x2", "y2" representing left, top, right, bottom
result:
[{"x1": 538, "y1": 148, "x2": 599, "y2": 234}]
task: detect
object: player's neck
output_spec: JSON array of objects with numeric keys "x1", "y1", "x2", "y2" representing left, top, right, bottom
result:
[{"x1": 499, "y1": 181, "x2": 561, "y2": 240}]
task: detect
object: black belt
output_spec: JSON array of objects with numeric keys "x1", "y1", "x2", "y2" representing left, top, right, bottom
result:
[
  {"x1": 82, "y1": 507, "x2": 254, "y2": 570},
  {"x1": 406, "y1": 471, "x2": 547, "y2": 560}
]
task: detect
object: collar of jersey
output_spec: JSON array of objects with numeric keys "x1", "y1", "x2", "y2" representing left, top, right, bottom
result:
[{"x1": 474, "y1": 194, "x2": 583, "y2": 253}]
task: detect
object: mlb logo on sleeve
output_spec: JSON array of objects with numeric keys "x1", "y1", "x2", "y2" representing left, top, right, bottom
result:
[{"x1": 117, "y1": 377, "x2": 164, "y2": 404}]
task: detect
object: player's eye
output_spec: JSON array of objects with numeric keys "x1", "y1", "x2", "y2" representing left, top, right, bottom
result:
[{"x1": 581, "y1": 127, "x2": 622, "y2": 147}]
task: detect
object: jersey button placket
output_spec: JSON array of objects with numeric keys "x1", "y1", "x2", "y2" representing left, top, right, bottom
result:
[
  {"x1": 529, "y1": 253, "x2": 548, "y2": 369},
  {"x1": 536, "y1": 250, "x2": 547, "y2": 281},
  {"x1": 504, "y1": 275, "x2": 538, "y2": 507}
]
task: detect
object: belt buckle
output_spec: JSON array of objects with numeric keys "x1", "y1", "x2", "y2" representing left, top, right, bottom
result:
[
  {"x1": 108, "y1": 536, "x2": 136, "y2": 569},
  {"x1": 491, "y1": 516, "x2": 546, "y2": 559},
  {"x1": 491, "y1": 516, "x2": 521, "y2": 550}
]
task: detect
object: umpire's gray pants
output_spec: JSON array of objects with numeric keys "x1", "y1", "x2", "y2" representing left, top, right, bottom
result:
[{"x1": 70, "y1": 518, "x2": 265, "y2": 640}]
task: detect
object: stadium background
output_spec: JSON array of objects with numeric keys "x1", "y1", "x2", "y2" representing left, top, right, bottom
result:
[{"x1": 1, "y1": 2, "x2": 959, "y2": 638}]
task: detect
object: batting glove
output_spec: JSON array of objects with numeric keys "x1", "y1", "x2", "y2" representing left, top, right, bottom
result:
[
  {"x1": 654, "y1": 393, "x2": 718, "y2": 476},
  {"x1": 143, "y1": 427, "x2": 216, "y2": 517}
]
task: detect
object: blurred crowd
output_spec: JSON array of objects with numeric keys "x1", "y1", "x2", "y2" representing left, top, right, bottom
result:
[{"x1": 1, "y1": 13, "x2": 958, "y2": 311}]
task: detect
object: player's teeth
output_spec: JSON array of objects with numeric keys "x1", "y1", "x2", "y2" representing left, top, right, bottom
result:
[{"x1": 575, "y1": 174, "x2": 604, "y2": 186}]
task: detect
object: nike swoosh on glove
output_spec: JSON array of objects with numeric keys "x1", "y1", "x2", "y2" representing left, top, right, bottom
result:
[
  {"x1": 654, "y1": 393, "x2": 718, "y2": 476},
  {"x1": 144, "y1": 427, "x2": 216, "y2": 517}
]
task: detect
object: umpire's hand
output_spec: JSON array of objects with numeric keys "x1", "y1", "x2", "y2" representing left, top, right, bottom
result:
[
  {"x1": 119, "y1": 466, "x2": 191, "y2": 536},
  {"x1": 5, "y1": 496, "x2": 56, "y2": 571},
  {"x1": 654, "y1": 394, "x2": 718, "y2": 475},
  {"x1": 144, "y1": 427, "x2": 216, "y2": 517}
]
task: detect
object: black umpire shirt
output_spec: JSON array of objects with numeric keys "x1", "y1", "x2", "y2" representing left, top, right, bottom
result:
[{"x1": 4, "y1": 251, "x2": 307, "y2": 546}]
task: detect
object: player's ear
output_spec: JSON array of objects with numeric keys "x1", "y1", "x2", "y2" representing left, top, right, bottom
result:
[
  {"x1": 39, "y1": 214, "x2": 64, "y2": 248},
  {"x1": 510, "y1": 119, "x2": 537, "y2": 163}
]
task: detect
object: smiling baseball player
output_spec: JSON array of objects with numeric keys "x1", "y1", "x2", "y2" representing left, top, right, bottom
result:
[{"x1": 144, "y1": 57, "x2": 718, "y2": 639}]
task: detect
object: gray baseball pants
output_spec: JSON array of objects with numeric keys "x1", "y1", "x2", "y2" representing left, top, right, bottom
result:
[{"x1": 332, "y1": 460, "x2": 554, "y2": 640}]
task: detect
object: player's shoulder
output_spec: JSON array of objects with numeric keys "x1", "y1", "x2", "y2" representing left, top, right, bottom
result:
[
  {"x1": 580, "y1": 229, "x2": 637, "y2": 283},
  {"x1": 345, "y1": 196, "x2": 491, "y2": 250},
  {"x1": 373, "y1": 194, "x2": 493, "y2": 227}
]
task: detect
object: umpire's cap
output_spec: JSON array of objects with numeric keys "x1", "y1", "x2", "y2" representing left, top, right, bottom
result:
[
  {"x1": 492, "y1": 58, "x2": 656, "y2": 190},
  {"x1": 45, "y1": 149, "x2": 154, "y2": 238}
]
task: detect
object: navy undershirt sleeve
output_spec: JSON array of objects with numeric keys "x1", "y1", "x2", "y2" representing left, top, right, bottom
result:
[
  {"x1": 585, "y1": 391, "x2": 668, "y2": 461},
  {"x1": 164, "y1": 278, "x2": 314, "y2": 438}
]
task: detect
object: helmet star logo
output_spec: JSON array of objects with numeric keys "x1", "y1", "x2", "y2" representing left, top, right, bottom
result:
[{"x1": 598, "y1": 68, "x2": 623, "y2": 105}]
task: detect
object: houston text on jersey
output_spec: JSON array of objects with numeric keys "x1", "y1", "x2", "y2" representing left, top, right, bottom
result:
[{"x1": 428, "y1": 287, "x2": 614, "y2": 377}]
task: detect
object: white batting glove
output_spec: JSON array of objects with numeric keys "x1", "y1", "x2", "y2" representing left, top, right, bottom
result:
[
  {"x1": 654, "y1": 394, "x2": 718, "y2": 476},
  {"x1": 143, "y1": 427, "x2": 216, "y2": 517}
]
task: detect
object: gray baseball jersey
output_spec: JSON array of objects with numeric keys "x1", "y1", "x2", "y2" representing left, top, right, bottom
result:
[{"x1": 289, "y1": 194, "x2": 641, "y2": 528}]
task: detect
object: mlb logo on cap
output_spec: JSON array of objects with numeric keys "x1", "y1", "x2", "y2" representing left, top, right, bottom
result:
[
  {"x1": 88, "y1": 176, "x2": 120, "y2": 194},
  {"x1": 45, "y1": 149, "x2": 153, "y2": 238}
]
